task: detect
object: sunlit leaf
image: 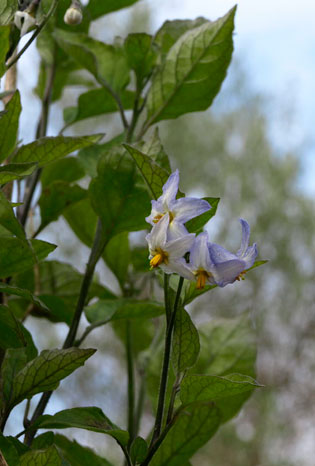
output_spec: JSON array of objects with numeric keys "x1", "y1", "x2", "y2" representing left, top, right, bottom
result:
[
  {"x1": 145, "y1": 7, "x2": 236, "y2": 125},
  {"x1": 19, "y1": 445, "x2": 63, "y2": 466}
]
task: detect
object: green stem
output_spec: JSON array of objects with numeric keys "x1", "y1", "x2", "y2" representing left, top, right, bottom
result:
[
  {"x1": 166, "y1": 373, "x2": 182, "y2": 425},
  {"x1": 149, "y1": 276, "x2": 184, "y2": 448},
  {"x1": 97, "y1": 77, "x2": 129, "y2": 131},
  {"x1": 24, "y1": 219, "x2": 107, "y2": 445},
  {"x1": 163, "y1": 273, "x2": 171, "y2": 324},
  {"x1": 126, "y1": 320, "x2": 135, "y2": 447}
]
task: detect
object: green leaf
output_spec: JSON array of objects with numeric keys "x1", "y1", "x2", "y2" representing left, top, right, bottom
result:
[
  {"x1": 77, "y1": 134, "x2": 125, "y2": 178},
  {"x1": 0, "y1": 189, "x2": 25, "y2": 239},
  {"x1": 63, "y1": 198, "x2": 97, "y2": 247},
  {"x1": 54, "y1": 434, "x2": 113, "y2": 466},
  {"x1": 0, "y1": 307, "x2": 37, "y2": 357},
  {"x1": 0, "y1": 162, "x2": 38, "y2": 185},
  {"x1": 103, "y1": 232, "x2": 130, "y2": 289},
  {"x1": 1, "y1": 348, "x2": 28, "y2": 407},
  {"x1": 12, "y1": 134, "x2": 102, "y2": 167},
  {"x1": 31, "y1": 432, "x2": 54, "y2": 450},
  {"x1": 0, "y1": 1, "x2": 18, "y2": 25},
  {"x1": 34, "y1": 407, "x2": 129, "y2": 445},
  {"x1": 38, "y1": 181, "x2": 87, "y2": 232},
  {"x1": 141, "y1": 128, "x2": 171, "y2": 172},
  {"x1": 0, "y1": 26, "x2": 10, "y2": 76},
  {"x1": 0, "y1": 433, "x2": 23, "y2": 465},
  {"x1": 85, "y1": 299, "x2": 164, "y2": 325},
  {"x1": 150, "y1": 402, "x2": 220, "y2": 465},
  {"x1": 145, "y1": 7, "x2": 236, "y2": 125},
  {"x1": 186, "y1": 197, "x2": 220, "y2": 233},
  {"x1": 89, "y1": 152, "x2": 150, "y2": 239},
  {"x1": 0, "y1": 238, "x2": 56, "y2": 278},
  {"x1": 182, "y1": 280, "x2": 216, "y2": 305},
  {"x1": 0, "y1": 283, "x2": 49, "y2": 311},
  {"x1": 0, "y1": 91, "x2": 21, "y2": 162},
  {"x1": 172, "y1": 307, "x2": 200, "y2": 374},
  {"x1": 20, "y1": 445, "x2": 63, "y2": 466},
  {"x1": 41, "y1": 157, "x2": 85, "y2": 187},
  {"x1": 10, "y1": 348, "x2": 96, "y2": 407},
  {"x1": 154, "y1": 17, "x2": 208, "y2": 62},
  {"x1": 85, "y1": 0, "x2": 140, "y2": 20},
  {"x1": 124, "y1": 33, "x2": 157, "y2": 84},
  {"x1": 180, "y1": 373, "x2": 261, "y2": 406},
  {"x1": 123, "y1": 144, "x2": 170, "y2": 200},
  {"x1": 63, "y1": 89, "x2": 135, "y2": 126},
  {"x1": 130, "y1": 436, "x2": 148, "y2": 464},
  {"x1": 53, "y1": 30, "x2": 130, "y2": 92}
]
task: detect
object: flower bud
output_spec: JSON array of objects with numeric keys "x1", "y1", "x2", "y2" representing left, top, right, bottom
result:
[{"x1": 64, "y1": 5, "x2": 83, "y2": 25}]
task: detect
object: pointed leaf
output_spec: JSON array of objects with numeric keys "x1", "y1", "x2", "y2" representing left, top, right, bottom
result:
[
  {"x1": 141, "y1": 128, "x2": 171, "y2": 172},
  {"x1": 124, "y1": 33, "x2": 157, "y2": 83},
  {"x1": 0, "y1": 162, "x2": 38, "y2": 184},
  {"x1": 180, "y1": 373, "x2": 261, "y2": 406},
  {"x1": 145, "y1": 7, "x2": 236, "y2": 124},
  {"x1": 0, "y1": 307, "x2": 37, "y2": 358},
  {"x1": 124, "y1": 144, "x2": 170, "y2": 200},
  {"x1": 1, "y1": 348, "x2": 28, "y2": 406},
  {"x1": 12, "y1": 134, "x2": 102, "y2": 167},
  {"x1": 34, "y1": 407, "x2": 129, "y2": 445},
  {"x1": 0, "y1": 90, "x2": 21, "y2": 162},
  {"x1": 150, "y1": 402, "x2": 220, "y2": 465},
  {"x1": 10, "y1": 348, "x2": 96, "y2": 407},
  {"x1": 172, "y1": 307, "x2": 200, "y2": 374},
  {"x1": 41, "y1": 157, "x2": 85, "y2": 187},
  {"x1": 0, "y1": 283, "x2": 49, "y2": 311}
]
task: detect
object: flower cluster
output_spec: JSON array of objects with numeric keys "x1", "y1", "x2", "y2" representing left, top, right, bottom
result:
[{"x1": 145, "y1": 171, "x2": 258, "y2": 289}]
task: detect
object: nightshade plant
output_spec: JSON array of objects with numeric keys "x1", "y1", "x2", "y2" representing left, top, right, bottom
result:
[{"x1": 0, "y1": 1, "x2": 266, "y2": 465}]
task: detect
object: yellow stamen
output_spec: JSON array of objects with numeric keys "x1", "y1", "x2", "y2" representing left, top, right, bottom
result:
[
  {"x1": 150, "y1": 249, "x2": 169, "y2": 268},
  {"x1": 196, "y1": 270, "x2": 210, "y2": 290},
  {"x1": 153, "y1": 214, "x2": 163, "y2": 224},
  {"x1": 236, "y1": 271, "x2": 247, "y2": 281}
]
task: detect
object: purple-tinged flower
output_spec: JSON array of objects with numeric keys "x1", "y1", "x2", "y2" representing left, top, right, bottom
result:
[
  {"x1": 208, "y1": 219, "x2": 258, "y2": 287},
  {"x1": 185, "y1": 232, "x2": 215, "y2": 289},
  {"x1": 146, "y1": 169, "x2": 211, "y2": 239},
  {"x1": 146, "y1": 213, "x2": 195, "y2": 278}
]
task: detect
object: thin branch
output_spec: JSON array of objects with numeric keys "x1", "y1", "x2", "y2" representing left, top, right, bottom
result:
[
  {"x1": 97, "y1": 76, "x2": 129, "y2": 131},
  {"x1": 126, "y1": 320, "x2": 135, "y2": 447},
  {"x1": 149, "y1": 276, "x2": 184, "y2": 448}
]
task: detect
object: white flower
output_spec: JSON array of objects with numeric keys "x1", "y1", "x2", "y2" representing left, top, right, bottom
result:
[
  {"x1": 146, "y1": 170, "x2": 211, "y2": 240},
  {"x1": 14, "y1": 11, "x2": 36, "y2": 37},
  {"x1": 146, "y1": 213, "x2": 195, "y2": 278}
]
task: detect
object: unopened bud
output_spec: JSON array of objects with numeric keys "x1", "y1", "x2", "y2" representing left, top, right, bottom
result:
[{"x1": 64, "y1": 2, "x2": 83, "y2": 25}]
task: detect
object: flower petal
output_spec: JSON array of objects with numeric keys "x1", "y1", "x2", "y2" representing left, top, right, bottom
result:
[
  {"x1": 160, "y1": 170, "x2": 179, "y2": 208},
  {"x1": 189, "y1": 232, "x2": 212, "y2": 271},
  {"x1": 208, "y1": 242, "x2": 237, "y2": 264},
  {"x1": 167, "y1": 220, "x2": 189, "y2": 240},
  {"x1": 145, "y1": 200, "x2": 163, "y2": 225},
  {"x1": 212, "y1": 259, "x2": 246, "y2": 287},
  {"x1": 172, "y1": 197, "x2": 211, "y2": 223},
  {"x1": 237, "y1": 219, "x2": 251, "y2": 257},
  {"x1": 164, "y1": 233, "x2": 195, "y2": 258},
  {"x1": 161, "y1": 258, "x2": 195, "y2": 280},
  {"x1": 242, "y1": 243, "x2": 258, "y2": 269},
  {"x1": 146, "y1": 213, "x2": 169, "y2": 251}
]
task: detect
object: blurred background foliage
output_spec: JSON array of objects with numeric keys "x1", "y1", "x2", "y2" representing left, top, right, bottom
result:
[{"x1": 6, "y1": 2, "x2": 315, "y2": 466}]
